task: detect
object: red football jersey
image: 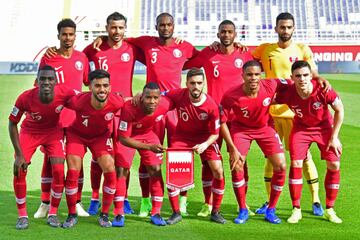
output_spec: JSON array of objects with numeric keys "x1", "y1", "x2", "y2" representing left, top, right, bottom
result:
[
  {"x1": 39, "y1": 50, "x2": 89, "y2": 91},
  {"x1": 83, "y1": 41, "x2": 144, "y2": 97},
  {"x1": 127, "y1": 36, "x2": 198, "y2": 91},
  {"x1": 165, "y1": 88, "x2": 220, "y2": 142},
  {"x1": 66, "y1": 92, "x2": 124, "y2": 138},
  {"x1": 276, "y1": 80, "x2": 339, "y2": 131},
  {"x1": 220, "y1": 79, "x2": 290, "y2": 132},
  {"x1": 184, "y1": 46, "x2": 253, "y2": 104},
  {"x1": 9, "y1": 85, "x2": 77, "y2": 134},
  {"x1": 118, "y1": 97, "x2": 173, "y2": 137}
]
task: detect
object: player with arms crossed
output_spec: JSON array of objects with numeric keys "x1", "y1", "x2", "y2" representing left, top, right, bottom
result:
[
  {"x1": 275, "y1": 61, "x2": 344, "y2": 224},
  {"x1": 220, "y1": 60, "x2": 290, "y2": 224},
  {"x1": 115, "y1": 82, "x2": 173, "y2": 227},
  {"x1": 36, "y1": 18, "x2": 90, "y2": 218},
  {"x1": 9, "y1": 65, "x2": 78, "y2": 229},
  {"x1": 62, "y1": 70, "x2": 124, "y2": 228},
  {"x1": 184, "y1": 19, "x2": 253, "y2": 217},
  {"x1": 252, "y1": 12, "x2": 324, "y2": 216},
  {"x1": 164, "y1": 68, "x2": 225, "y2": 225}
]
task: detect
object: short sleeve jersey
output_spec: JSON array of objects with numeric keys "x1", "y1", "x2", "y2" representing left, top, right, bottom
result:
[
  {"x1": 66, "y1": 92, "x2": 124, "y2": 138},
  {"x1": 127, "y1": 36, "x2": 199, "y2": 91},
  {"x1": 184, "y1": 46, "x2": 253, "y2": 104},
  {"x1": 165, "y1": 88, "x2": 220, "y2": 141},
  {"x1": 220, "y1": 79, "x2": 290, "y2": 132},
  {"x1": 118, "y1": 97, "x2": 173, "y2": 137},
  {"x1": 252, "y1": 42, "x2": 316, "y2": 79},
  {"x1": 9, "y1": 85, "x2": 77, "y2": 134},
  {"x1": 276, "y1": 80, "x2": 339, "y2": 131},
  {"x1": 40, "y1": 50, "x2": 89, "y2": 91},
  {"x1": 83, "y1": 41, "x2": 143, "y2": 97}
]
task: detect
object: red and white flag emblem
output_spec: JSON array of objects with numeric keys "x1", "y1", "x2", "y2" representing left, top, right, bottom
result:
[{"x1": 166, "y1": 148, "x2": 194, "y2": 191}]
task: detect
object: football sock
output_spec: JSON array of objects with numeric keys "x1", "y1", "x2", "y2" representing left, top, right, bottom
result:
[
  {"x1": 125, "y1": 172, "x2": 130, "y2": 199},
  {"x1": 211, "y1": 178, "x2": 225, "y2": 213},
  {"x1": 231, "y1": 170, "x2": 246, "y2": 209},
  {"x1": 40, "y1": 154, "x2": 52, "y2": 203},
  {"x1": 289, "y1": 167, "x2": 303, "y2": 208},
  {"x1": 303, "y1": 158, "x2": 320, "y2": 203},
  {"x1": 150, "y1": 176, "x2": 164, "y2": 215},
  {"x1": 90, "y1": 159, "x2": 102, "y2": 201},
  {"x1": 202, "y1": 162, "x2": 213, "y2": 205},
  {"x1": 268, "y1": 170, "x2": 285, "y2": 209},
  {"x1": 244, "y1": 162, "x2": 249, "y2": 194},
  {"x1": 77, "y1": 166, "x2": 84, "y2": 203},
  {"x1": 168, "y1": 188, "x2": 180, "y2": 213},
  {"x1": 113, "y1": 177, "x2": 126, "y2": 216},
  {"x1": 65, "y1": 169, "x2": 80, "y2": 215},
  {"x1": 325, "y1": 168, "x2": 340, "y2": 208},
  {"x1": 102, "y1": 171, "x2": 117, "y2": 214},
  {"x1": 264, "y1": 159, "x2": 273, "y2": 199},
  {"x1": 14, "y1": 169, "x2": 28, "y2": 217},
  {"x1": 49, "y1": 163, "x2": 64, "y2": 215}
]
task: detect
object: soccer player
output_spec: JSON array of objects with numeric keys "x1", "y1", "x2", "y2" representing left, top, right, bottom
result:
[
  {"x1": 184, "y1": 19, "x2": 253, "y2": 217},
  {"x1": 36, "y1": 18, "x2": 90, "y2": 218},
  {"x1": 62, "y1": 69, "x2": 124, "y2": 228},
  {"x1": 252, "y1": 12, "x2": 324, "y2": 216},
  {"x1": 114, "y1": 82, "x2": 172, "y2": 227},
  {"x1": 275, "y1": 61, "x2": 344, "y2": 224},
  {"x1": 9, "y1": 65, "x2": 78, "y2": 229},
  {"x1": 83, "y1": 12, "x2": 144, "y2": 215},
  {"x1": 220, "y1": 60, "x2": 289, "y2": 224},
  {"x1": 164, "y1": 68, "x2": 225, "y2": 225},
  {"x1": 94, "y1": 12, "x2": 199, "y2": 217}
]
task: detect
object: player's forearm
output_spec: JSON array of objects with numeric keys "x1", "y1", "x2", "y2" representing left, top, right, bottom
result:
[
  {"x1": 204, "y1": 134, "x2": 219, "y2": 147},
  {"x1": 8, "y1": 121, "x2": 23, "y2": 157},
  {"x1": 331, "y1": 106, "x2": 344, "y2": 140},
  {"x1": 118, "y1": 136, "x2": 151, "y2": 150},
  {"x1": 220, "y1": 123, "x2": 236, "y2": 150}
]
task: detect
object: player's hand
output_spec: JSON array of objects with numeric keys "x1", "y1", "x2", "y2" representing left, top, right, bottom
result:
[
  {"x1": 45, "y1": 46, "x2": 57, "y2": 58},
  {"x1": 174, "y1": 36, "x2": 184, "y2": 44},
  {"x1": 326, "y1": 137, "x2": 342, "y2": 157},
  {"x1": 315, "y1": 76, "x2": 332, "y2": 92},
  {"x1": 13, "y1": 155, "x2": 27, "y2": 177},
  {"x1": 149, "y1": 144, "x2": 166, "y2": 153},
  {"x1": 93, "y1": 36, "x2": 106, "y2": 51},
  {"x1": 193, "y1": 142, "x2": 209, "y2": 154},
  {"x1": 131, "y1": 92, "x2": 142, "y2": 106},
  {"x1": 209, "y1": 41, "x2": 220, "y2": 51},
  {"x1": 234, "y1": 42, "x2": 248, "y2": 53}
]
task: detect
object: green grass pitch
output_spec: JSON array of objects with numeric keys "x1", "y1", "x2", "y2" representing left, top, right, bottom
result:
[{"x1": 0, "y1": 74, "x2": 359, "y2": 239}]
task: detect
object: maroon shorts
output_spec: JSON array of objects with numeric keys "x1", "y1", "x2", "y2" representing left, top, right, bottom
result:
[
  {"x1": 115, "y1": 132, "x2": 163, "y2": 168},
  {"x1": 170, "y1": 137, "x2": 222, "y2": 162},
  {"x1": 290, "y1": 129, "x2": 340, "y2": 162},
  {"x1": 19, "y1": 129, "x2": 65, "y2": 163},
  {"x1": 232, "y1": 126, "x2": 284, "y2": 157},
  {"x1": 66, "y1": 130, "x2": 113, "y2": 159}
]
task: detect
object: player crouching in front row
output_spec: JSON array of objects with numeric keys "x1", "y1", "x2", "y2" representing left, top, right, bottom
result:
[{"x1": 275, "y1": 61, "x2": 344, "y2": 224}]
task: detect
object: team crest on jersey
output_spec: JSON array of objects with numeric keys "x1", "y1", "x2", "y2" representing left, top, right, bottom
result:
[
  {"x1": 55, "y1": 105, "x2": 64, "y2": 113},
  {"x1": 173, "y1": 49, "x2": 182, "y2": 58},
  {"x1": 104, "y1": 112, "x2": 114, "y2": 121},
  {"x1": 135, "y1": 123, "x2": 143, "y2": 128},
  {"x1": 75, "y1": 61, "x2": 84, "y2": 70},
  {"x1": 312, "y1": 101, "x2": 322, "y2": 110},
  {"x1": 155, "y1": 115, "x2": 164, "y2": 122},
  {"x1": 121, "y1": 53, "x2": 130, "y2": 62},
  {"x1": 11, "y1": 106, "x2": 19, "y2": 117},
  {"x1": 289, "y1": 56, "x2": 299, "y2": 63},
  {"x1": 199, "y1": 112, "x2": 208, "y2": 120},
  {"x1": 119, "y1": 121, "x2": 128, "y2": 131},
  {"x1": 234, "y1": 58, "x2": 243, "y2": 68},
  {"x1": 263, "y1": 97, "x2": 271, "y2": 106}
]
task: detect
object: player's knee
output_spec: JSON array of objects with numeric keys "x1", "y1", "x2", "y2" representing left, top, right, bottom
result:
[
  {"x1": 327, "y1": 161, "x2": 340, "y2": 170},
  {"x1": 291, "y1": 160, "x2": 303, "y2": 168},
  {"x1": 212, "y1": 167, "x2": 224, "y2": 179},
  {"x1": 146, "y1": 165, "x2": 162, "y2": 176},
  {"x1": 50, "y1": 157, "x2": 65, "y2": 165},
  {"x1": 115, "y1": 166, "x2": 129, "y2": 177}
]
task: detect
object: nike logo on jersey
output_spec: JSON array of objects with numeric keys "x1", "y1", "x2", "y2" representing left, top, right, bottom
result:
[
  {"x1": 81, "y1": 115, "x2": 90, "y2": 118},
  {"x1": 212, "y1": 61, "x2": 220, "y2": 64},
  {"x1": 55, "y1": 66, "x2": 63, "y2": 71},
  {"x1": 99, "y1": 56, "x2": 107, "y2": 60},
  {"x1": 151, "y1": 48, "x2": 160, "y2": 51}
]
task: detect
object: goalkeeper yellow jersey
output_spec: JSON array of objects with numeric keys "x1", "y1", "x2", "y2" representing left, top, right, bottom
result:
[{"x1": 252, "y1": 42, "x2": 317, "y2": 118}]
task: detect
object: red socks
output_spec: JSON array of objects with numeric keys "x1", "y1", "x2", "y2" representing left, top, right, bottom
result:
[
  {"x1": 268, "y1": 170, "x2": 286, "y2": 209},
  {"x1": 325, "y1": 169, "x2": 340, "y2": 208},
  {"x1": 289, "y1": 167, "x2": 303, "y2": 208}
]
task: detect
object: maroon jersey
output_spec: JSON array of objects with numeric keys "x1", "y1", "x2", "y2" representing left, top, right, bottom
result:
[
  {"x1": 165, "y1": 88, "x2": 220, "y2": 142},
  {"x1": 66, "y1": 93, "x2": 124, "y2": 138},
  {"x1": 83, "y1": 41, "x2": 144, "y2": 97},
  {"x1": 220, "y1": 79, "x2": 290, "y2": 132},
  {"x1": 39, "y1": 50, "x2": 89, "y2": 91},
  {"x1": 184, "y1": 46, "x2": 253, "y2": 104},
  {"x1": 127, "y1": 36, "x2": 198, "y2": 91},
  {"x1": 118, "y1": 98, "x2": 173, "y2": 137},
  {"x1": 9, "y1": 85, "x2": 77, "y2": 134},
  {"x1": 276, "y1": 80, "x2": 339, "y2": 131}
]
